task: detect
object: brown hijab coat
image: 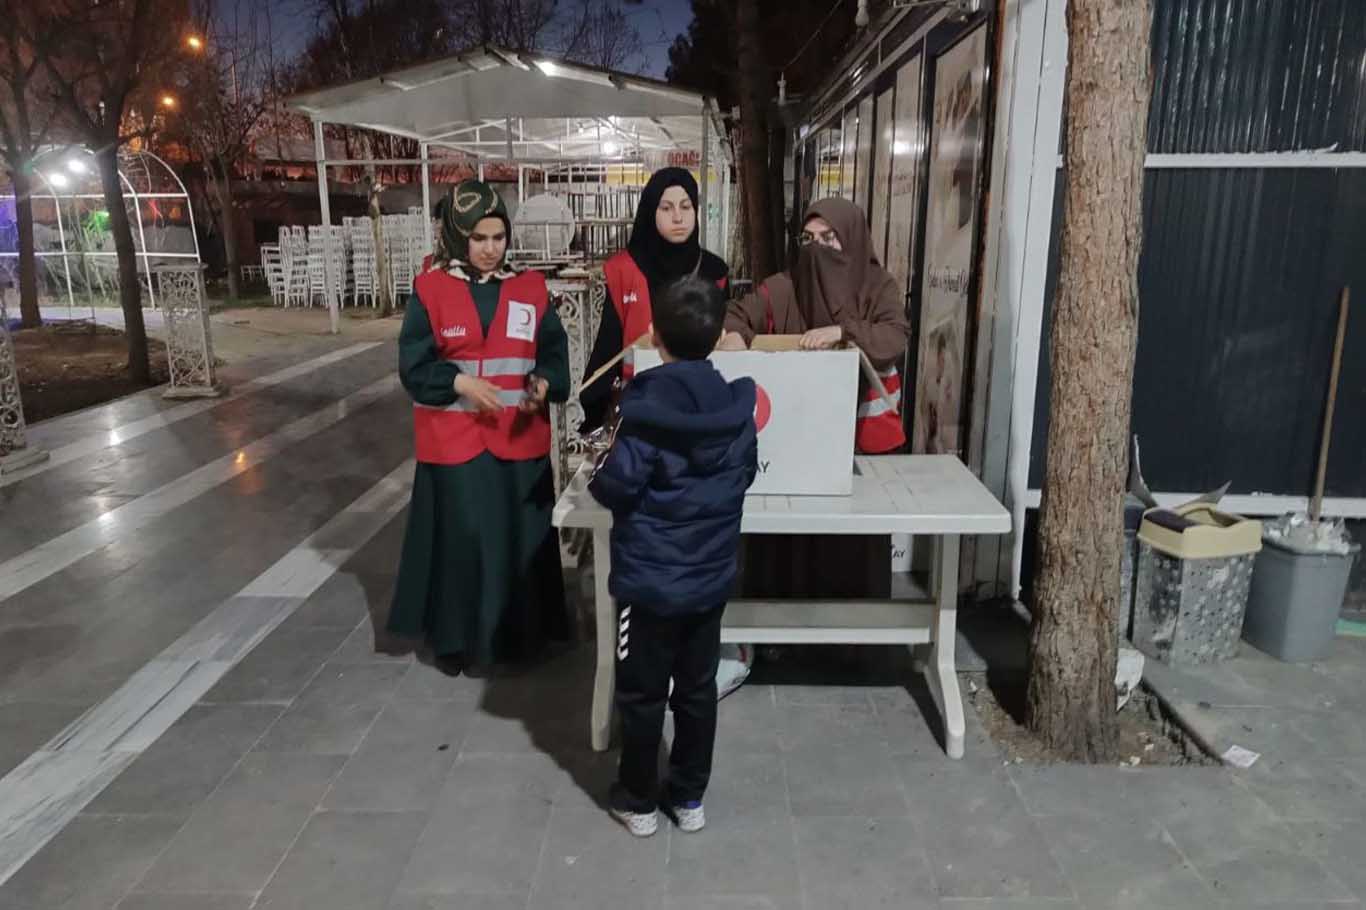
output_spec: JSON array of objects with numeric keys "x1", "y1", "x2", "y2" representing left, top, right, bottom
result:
[
  {"x1": 727, "y1": 199, "x2": 903, "y2": 600},
  {"x1": 725, "y1": 198, "x2": 909, "y2": 369}
]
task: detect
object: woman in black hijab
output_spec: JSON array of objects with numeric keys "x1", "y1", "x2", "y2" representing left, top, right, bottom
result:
[{"x1": 578, "y1": 167, "x2": 729, "y2": 432}]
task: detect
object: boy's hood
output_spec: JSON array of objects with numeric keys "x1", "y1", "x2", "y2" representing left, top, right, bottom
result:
[{"x1": 619, "y1": 360, "x2": 756, "y2": 468}]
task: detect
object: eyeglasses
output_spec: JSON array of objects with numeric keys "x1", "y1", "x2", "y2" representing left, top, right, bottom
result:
[{"x1": 799, "y1": 229, "x2": 840, "y2": 248}]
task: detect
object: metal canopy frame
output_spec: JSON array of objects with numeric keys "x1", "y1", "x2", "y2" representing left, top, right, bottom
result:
[{"x1": 287, "y1": 46, "x2": 731, "y2": 334}]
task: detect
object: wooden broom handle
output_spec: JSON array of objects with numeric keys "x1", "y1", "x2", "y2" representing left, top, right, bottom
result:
[
  {"x1": 854, "y1": 345, "x2": 900, "y2": 416},
  {"x1": 1310, "y1": 287, "x2": 1350, "y2": 523},
  {"x1": 578, "y1": 332, "x2": 650, "y2": 399}
]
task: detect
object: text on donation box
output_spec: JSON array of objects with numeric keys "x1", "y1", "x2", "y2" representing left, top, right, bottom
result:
[{"x1": 631, "y1": 347, "x2": 859, "y2": 496}]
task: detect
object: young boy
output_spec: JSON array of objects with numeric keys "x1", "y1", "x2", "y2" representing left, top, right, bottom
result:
[{"x1": 588, "y1": 276, "x2": 759, "y2": 837}]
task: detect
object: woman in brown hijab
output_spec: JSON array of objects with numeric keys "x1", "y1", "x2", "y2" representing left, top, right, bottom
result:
[{"x1": 721, "y1": 197, "x2": 910, "y2": 598}]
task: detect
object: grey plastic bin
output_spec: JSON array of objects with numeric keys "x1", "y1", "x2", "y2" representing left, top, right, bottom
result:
[{"x1": 1243, "y1": 538, "x2": 1360, "y2": 662}]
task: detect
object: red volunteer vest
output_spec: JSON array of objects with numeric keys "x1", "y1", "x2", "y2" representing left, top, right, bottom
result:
[
  {"x1": 604, "y1": 250, "x2": 728, "y2": 381},
  {"x1": 758, "y1": 282, "x2": 906, "y2": 455},
  {"x1": 855, "y1": 364, "x2": 906, "y2": 454},
  {"x1": 412, "y1": 269, "x2": 552, "y2": 465}
]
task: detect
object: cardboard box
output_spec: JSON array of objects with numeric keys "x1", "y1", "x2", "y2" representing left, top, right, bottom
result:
[{"x1": 630, "y1": 339, "x2": 859, "y2": 496}]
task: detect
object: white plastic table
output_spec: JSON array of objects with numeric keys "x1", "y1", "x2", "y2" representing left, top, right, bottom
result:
[{"x1": 552, "y1": 455, "x2": 1012, "y2": 758}]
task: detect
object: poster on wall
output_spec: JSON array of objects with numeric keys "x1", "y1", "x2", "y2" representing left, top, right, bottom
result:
[
  {"x1": 853, "y1": 95, "x2": 874, "y2": 210},
  {"x1": 884, "y1": 54, "x2": 925, "y2": 307},
  {"x1": 912, "y1": 26, "x2": 986, "y2": 457},
  {"x1": 841, "y1": 108, "x2": 858, "y2": 199},
  {"x1": 869, "y1": 86, "x2": 896, "y2": 262}
]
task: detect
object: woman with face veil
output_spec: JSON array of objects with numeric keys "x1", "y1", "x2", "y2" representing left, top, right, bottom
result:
[
  {"x1": 388, "y1": 180, "x2": 570, "y2": 675},
  {"x1": 579, "y1": 167, "x2": 729, "y2": 434},
  {"x1": 723, "y1": 197, "x2": 910, "y2": 598}
]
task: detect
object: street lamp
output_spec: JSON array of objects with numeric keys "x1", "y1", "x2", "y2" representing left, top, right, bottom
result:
[
  {"x1": 185, "y1": 31, "x2": 240, "y2": 107},
  {"x1": 160, "y1": 94, "x2": 178, "y2": 109}
]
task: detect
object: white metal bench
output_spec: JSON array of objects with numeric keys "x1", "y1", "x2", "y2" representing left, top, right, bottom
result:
[{"x1": 552, "y1": 454, "x2": 1012, "y2": 758}]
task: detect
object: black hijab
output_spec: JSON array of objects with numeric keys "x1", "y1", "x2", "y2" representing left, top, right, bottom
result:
[{"x1": 627, "y1": 167, "x2": 726, "y2": 293}]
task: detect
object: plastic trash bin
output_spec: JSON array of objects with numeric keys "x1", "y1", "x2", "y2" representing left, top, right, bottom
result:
[
  {"x1": 1243, "y1": 536, "x2": 1360, "y2": 662},
  {"x1": 1131, "y1": 503, "x2": 1262, "y2": 666}
]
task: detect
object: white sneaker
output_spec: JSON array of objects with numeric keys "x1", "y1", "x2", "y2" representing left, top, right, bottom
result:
[
  {"x1": 672, "y1": 800, "x2": 706, "y2": 833},
  {"x1": 716, "y1": 644, "x2": 753, "y2": 701},
  {"x1": 611, "y1": 805, "x2": 659, "y2": 837}
]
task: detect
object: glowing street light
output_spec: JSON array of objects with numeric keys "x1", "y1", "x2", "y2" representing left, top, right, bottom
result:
[
  {"x1": 160, "y1": 94, "x2": 177, "y2": 109},
  {"x1": 186, "y1": 34, "x2": 204, "y2": 51}
]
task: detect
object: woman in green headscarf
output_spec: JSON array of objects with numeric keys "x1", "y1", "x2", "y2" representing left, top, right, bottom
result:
[{"x1": 389, "y1": 180, "x2": 570, "y2": 674}]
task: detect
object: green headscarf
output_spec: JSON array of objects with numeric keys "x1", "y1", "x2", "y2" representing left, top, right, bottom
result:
[{"x1": 437, "y1": 179, "x2": 511, "y2": 268}]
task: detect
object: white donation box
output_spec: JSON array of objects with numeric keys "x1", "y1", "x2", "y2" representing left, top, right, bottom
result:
[{"x1": 631, "y1": 344, "x2": 859, "y2": 496}]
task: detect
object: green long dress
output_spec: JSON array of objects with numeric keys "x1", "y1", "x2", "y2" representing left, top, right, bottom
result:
[{"x1": 388, "y1": 279, "x2": 571, "y2": 665}]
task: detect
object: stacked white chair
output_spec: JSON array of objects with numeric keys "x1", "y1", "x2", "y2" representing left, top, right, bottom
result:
[
  {"x1": 260, "y1": 243, "x2": 286, "y2": 306},
  {"x1": 324, "y1": 225, "x2": 348, "y2": 308},
  {"x1": 386, "y1": 214, "x2": 415, "y2": 301},
  {"x1": 283, "y1": 226, "x2": 309, "y2": 307},
  {"x1": 347, "y1": 217, "x2": 377, "y2": 308},
  {"x1": 306, "y1": 226, "x2": 327, "y2": 307}
]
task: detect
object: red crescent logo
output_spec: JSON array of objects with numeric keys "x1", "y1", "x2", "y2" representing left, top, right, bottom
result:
[
  {"x1": 518, "y1": 309, "x2": 532, "y2": 326},
  {"x1": 753, "y1": 384, "x2": 771, "y2": 433}
]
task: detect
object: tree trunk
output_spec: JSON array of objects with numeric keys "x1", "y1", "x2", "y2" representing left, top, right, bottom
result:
[
  {"x1": 369, "y1": 182, "x2": 393, "y2": 318},
  {"x1": 1025, "y1": 0, "x2": 1151, "y2": 762},
  {"x1": 96, "y1": 143, "x2": 151, "y2": 384},
  {"x1": 735, "y1": 0, "x2": 776, "y2": 281},
  {"x1": 214, "y1": 163, "x2": 242, "y2": 305},
  {"x1": 12, "y1": 168, "x2": 42, "y2": 330}
]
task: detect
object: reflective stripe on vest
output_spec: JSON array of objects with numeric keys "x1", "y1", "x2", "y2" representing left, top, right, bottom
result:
[
  {"x1": 415, "y1": 388, "x2": 527, "y2": 413},
  {"x1": 446, "y1": 356, "x2": 538, "y2": 378},
  {"x1": 855, "y1": 366, "x2": 906, "y2": 454},
  {"x1": 857, "y1": 367, "x2": 903, "y2": 418}
]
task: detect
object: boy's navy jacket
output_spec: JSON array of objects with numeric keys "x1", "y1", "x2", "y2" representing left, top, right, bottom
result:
[{"x1": 588, "y1": 359, "x2": 759, "y2": 614}]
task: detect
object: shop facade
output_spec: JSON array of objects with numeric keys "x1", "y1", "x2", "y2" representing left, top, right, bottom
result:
[{"x1": 789, "y1": 0, "x2": 1366, "y2": 602}]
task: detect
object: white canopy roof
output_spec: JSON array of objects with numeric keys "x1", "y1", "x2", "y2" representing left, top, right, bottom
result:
[{"x1": 288, "y1": 46, "x2": 728, "y2": 163}]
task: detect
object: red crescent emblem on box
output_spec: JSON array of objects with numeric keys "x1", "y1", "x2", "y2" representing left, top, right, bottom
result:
[{"x1": 753, "y1": 384, "x2": 771, "y2": 433}]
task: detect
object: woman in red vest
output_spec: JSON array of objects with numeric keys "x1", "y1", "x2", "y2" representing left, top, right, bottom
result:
[
  {"x1": 579, "y1": 167, "x2": 729, "y2": 433},
  {"x1": 389, "y1": 180, "x2": 570, "y2": 675},
  {"x1": 722, "y1": 197, "x2": 910, "y2": 599}
]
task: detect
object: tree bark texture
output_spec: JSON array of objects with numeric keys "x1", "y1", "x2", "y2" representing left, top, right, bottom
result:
[
  {"x1": 208, "y1": 158, "x2": 241, "y2": 304},
  {"x1": 97, "y1": 142, "x2": 151, "y2": 383},
  {"x1": 735, "y1": 0, "x2": 776, "y2": 281},
  {"x1": 369, "y1": 182, "x2": 393, "y2": 318},
  {"x1": 12, "y1": 168, "x2": 41, "y2": 329},
  {"x1": 1025, "y1": 0, "x2": 1151, "y2": 762}
]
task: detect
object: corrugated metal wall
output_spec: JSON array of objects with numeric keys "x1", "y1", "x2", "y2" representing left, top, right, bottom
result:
[
  {"x1": 1029, "y1": 0, "x2": 1366, "y2": 499},
  {"x1": 1150, "y1": 0, "x2": 1366, "y2": 153}
]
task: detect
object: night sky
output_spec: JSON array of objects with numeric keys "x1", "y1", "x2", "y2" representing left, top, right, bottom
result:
[{"x1": 267, "y1": 0, "x2": 695, "y2": 77}]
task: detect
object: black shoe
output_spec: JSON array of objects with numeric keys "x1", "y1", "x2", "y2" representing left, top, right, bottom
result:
[{"x1": 434, "y1": 653, "x2": 466, "y2": 677}]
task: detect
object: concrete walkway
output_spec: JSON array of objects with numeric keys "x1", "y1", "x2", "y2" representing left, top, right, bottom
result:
[{"x1": 0, "y1": 318, "x2": 1363, "y2": 910}]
